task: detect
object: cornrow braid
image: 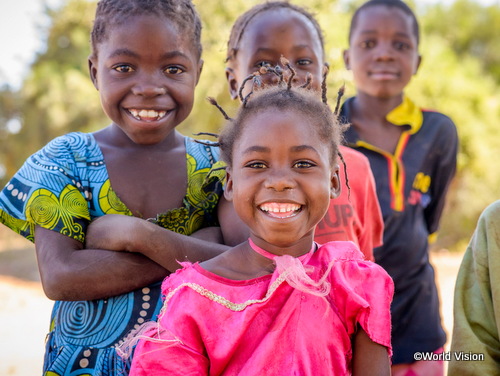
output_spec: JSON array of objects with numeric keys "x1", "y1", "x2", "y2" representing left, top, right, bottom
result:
[
  {"x1": 202, "y1": 63, "x2": 342, "y2": 170},
  {"x1": 321, "y1": 65, "x2": 328, "y2": 105},
  {"x1": 226, "y1": 1, "x2": 325, "y2": 64},
  {"x1": 90, "y1": 0, "x2": 202, "y2": 58}
]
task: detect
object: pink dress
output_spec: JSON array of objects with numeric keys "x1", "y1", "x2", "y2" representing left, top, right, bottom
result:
[{"x1": 129, "y1": 241, "x2": 394, "y2": 375}]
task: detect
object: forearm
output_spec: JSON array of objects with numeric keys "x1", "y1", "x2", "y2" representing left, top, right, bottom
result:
[
  {"x1": 35, "y1": 226, "x2": 168, "y2": 301},
  {"x1": 125, "y1": 219, "x2": 229, "y2": 270},
  {"x1": 59, "y1": 250, "x2": 166, "y2": 301},
  {"x1": 352, "y1": 327, "x2": 390, "y2": 376}
]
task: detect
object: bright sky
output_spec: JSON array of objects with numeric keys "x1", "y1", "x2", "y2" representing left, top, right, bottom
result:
[
  {"x1": 0, "y1": 0, "x2": 498, "y2": 90},
  {"x1": 0, "y1": 0, "x2": 63, "y2": 89}
]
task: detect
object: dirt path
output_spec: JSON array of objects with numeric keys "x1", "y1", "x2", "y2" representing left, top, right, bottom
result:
[{"x1": 0, "y1": 240, "x2": 464, "y2": 375}]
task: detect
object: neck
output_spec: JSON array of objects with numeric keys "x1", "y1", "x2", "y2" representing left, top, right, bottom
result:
[
  {"x1": 98, "y1": 124, "x2": 183, "y2": 151},
  {"x1": 248, "y1": 235, "x2": 315, "y2": 259},
  {"x1": 354, "y1": 92, "x2": 404, "y2": 119}
]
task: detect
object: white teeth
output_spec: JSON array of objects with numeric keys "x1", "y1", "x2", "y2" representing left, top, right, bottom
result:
[
  {"x1": 129, "y1": 109, "x2": 167, "y2": 120},
  {"x1": 260, "y1": 204, "x2": 301, "y2": 213}
]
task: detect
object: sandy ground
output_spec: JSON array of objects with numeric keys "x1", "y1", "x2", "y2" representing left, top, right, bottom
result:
[{"x1": 0, "y1": 231, "x2": 464, "y2": 376}]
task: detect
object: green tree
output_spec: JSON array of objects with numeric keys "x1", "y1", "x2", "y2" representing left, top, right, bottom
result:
[{"x1": 422, "y1": 0, "x2": 500, "y2": 83}]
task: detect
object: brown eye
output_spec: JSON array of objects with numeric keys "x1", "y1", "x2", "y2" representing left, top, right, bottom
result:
[
  {"x1": 246, "y1": 162, "x2": 267, "y2": 169},
  {"x1": 294, "y1": 161, "x2": 314, "y2": 169},
  {"x1": 164, "y1": 66, "x2": 184, "y2": 75},
  {"x1": 360, "y1": 40, "x2": 376, "y2": 49},
  {"x1": 113, "y1": 64, "x2": 134, "y2": 73},
  {"x1": 394, "y1": 41, "x2": 411, "y2": 51},
  {"x1": 296, "y1": 59, "x2": 312, "y2": 66}
]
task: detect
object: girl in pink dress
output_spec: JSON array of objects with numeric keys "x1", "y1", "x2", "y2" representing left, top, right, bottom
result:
[{"x1": 125, "y1": 68, "x2": 394, "y2": 375}]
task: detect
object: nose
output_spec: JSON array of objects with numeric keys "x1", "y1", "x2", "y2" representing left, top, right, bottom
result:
[
  {"x1": 374, "y1": 42, "x2": 395, "y2": 61},
  {"x1": 131, "y1": 73, "x2": 167, "y2": 97},
  {"x1": 264, "y1": 168, "x2": 296, "y2": 192}
]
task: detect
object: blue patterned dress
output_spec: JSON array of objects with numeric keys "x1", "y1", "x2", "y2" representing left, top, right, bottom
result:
[{"x1": 0, "y1": 132, "x2": 225, "y2": 375}]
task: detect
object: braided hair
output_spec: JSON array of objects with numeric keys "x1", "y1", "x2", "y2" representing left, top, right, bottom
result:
[
  {"x1": 199, "y1": 62, "x2": 345, "y2": 170},
  {"x1": 90, "y1": 0, "x2": 202, "y2": 58}
]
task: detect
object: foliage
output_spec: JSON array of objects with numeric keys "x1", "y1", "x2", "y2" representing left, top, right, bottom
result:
[
  {"x1": 0, "y1": 0, "x2": 499, "y2": 251},
  {"x1": 421, "y1": 0, "x2": 500, "y2": 84}
]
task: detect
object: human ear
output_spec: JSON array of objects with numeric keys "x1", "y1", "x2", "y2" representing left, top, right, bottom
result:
[
  {"x1": 414, "y1": 54, "x2": 422, "y2": 75},
  {"x1": 224, "y1": 168, "x2": 234, "y2": 202},
  {"x1": 342, "y1": 49, "x2": 351, "y2": 70},
  {"x1": 195, "y1": 59, "x2": 204, "y2": 86},
  {"x1": 226, "y1": 67, "x2": 239, "y2": 100},
  {"x1": 88, "y1": 56, "x2": 99, "y2": 90},
  {"x1": 330, "y1": 165, "x2": 341, "y2": 199}
]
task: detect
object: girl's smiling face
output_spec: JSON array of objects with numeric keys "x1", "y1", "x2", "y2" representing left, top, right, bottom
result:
[
  {"x1": 224, "y1": 108, "x2": 340, "y2": 254},
  {"x1": 89, "y1": 14, "x2": 202, "y2": 145},
  {"x1": 344, "y1": 5, "x2": 421, "y2": 100}
]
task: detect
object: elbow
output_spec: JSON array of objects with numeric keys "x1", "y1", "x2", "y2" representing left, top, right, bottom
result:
[{"x1": 39, "y1": 269, "x2": 78, "y2": 301}]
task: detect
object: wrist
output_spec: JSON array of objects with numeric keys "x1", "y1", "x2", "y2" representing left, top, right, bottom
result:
[{"x1": 130, "y1": 219, "x2": 160, "y2": 256}]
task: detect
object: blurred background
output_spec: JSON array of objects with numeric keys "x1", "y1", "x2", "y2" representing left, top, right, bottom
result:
[{"x1": 0, "y1": 0, "x2": 499, "y2": 374}]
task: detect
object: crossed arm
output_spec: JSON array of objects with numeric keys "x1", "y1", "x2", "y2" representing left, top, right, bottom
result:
[{"x1": 36, "y1": 197, "x2": 248, "y2": 301}]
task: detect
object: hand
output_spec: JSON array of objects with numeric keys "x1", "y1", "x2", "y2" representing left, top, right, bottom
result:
[{"x1": 86, "y1": 214, "x2": 142, "y2": 252}]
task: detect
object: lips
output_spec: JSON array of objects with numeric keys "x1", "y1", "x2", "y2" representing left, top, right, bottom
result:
[
  {"x1": 369, "y1": 71, "x2": 399, "y2": 80},
  {"x1": 259, "y1": 202, "x2": 302, "y2": 219},
  {"x1": 128, "y1": 108, "x2": 168, "y2": 121}
]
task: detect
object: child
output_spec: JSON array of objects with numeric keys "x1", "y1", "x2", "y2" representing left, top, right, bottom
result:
[
  {"x1": 341, "y1": 0, "x2": 458, "y2": 374},
  {"x1": 223, "y1": 1, "x2": 384, "y2": 260},
  {"x1": 449, "y1": 200, "x2": 500, "y2": 375},
  {"x1": 125, "y1": 66, "x2": 394, "y2": 375},
  {"x1": 84, "y1": 1, "x2": 384, "y2": 273},
  {"x1": 0, "y1": 0, "x2": 234, "y2": 374}
]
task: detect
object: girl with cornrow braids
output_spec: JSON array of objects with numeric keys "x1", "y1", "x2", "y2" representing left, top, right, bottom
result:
[
  {"x1": 0, "y1": 0, "x2": 238, "y2": 374},
  {"x1": 126, "y1": 62, "x2": 394, "y2": 376},
  {"x1": 221, "y1": 1, "x2": 384, "y2": 260}
]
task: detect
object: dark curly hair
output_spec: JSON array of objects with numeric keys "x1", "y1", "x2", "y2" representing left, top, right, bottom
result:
[
  {"x1": 348, "y1": 0, "x2": 419, "y2": 45},
  {"x1": 226, "y1": 1, "x2": 325, "y2": 65},
  {"x1": 90, "y1": 0, "x2": 202, "y2": 58}
]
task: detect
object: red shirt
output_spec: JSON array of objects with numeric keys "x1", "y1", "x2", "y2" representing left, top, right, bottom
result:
[{"x1": 315, "y1": 146, "x2": 383, "y2": 261}]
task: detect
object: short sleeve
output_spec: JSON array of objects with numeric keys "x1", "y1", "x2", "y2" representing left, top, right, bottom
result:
[
  {"x1": 330, "y1": 254, "x2": 394, "y2": 352},
  {"x1": 0, "y1": 133, "x2": 94, "y2": 242},
  {"x1": 130, "y1": 329, "x2": 209, "y2": 376}
]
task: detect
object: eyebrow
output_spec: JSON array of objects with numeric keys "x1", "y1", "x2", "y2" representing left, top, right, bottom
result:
[
  {"x1": 254, "y1": 45, "x2": 315, "y2": 55},
  {"x1": 291, "y1": 145, "x2": 320, "y2": 155},
  {"x1": 358, "y1": 30, "x2": 412, "y2": 39},
  {"x1": 242, "y1": 144, "x2": 320, "y2": 155},
  {"x1": 108, "y1": 48, "x2": 191, "y2": 60}
]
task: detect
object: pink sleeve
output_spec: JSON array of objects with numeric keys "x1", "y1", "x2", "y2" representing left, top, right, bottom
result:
[
  {"x1": 130, "y1": 334, "x2": 209, "y2": 376},
  {"x1": 332, "y1": 259, "x2": 394, "y2": 352}
]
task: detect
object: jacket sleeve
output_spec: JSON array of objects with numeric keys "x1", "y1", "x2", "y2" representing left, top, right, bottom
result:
[{"x1": 449, "y1": 201, "x2": 500, "y2": 375}]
